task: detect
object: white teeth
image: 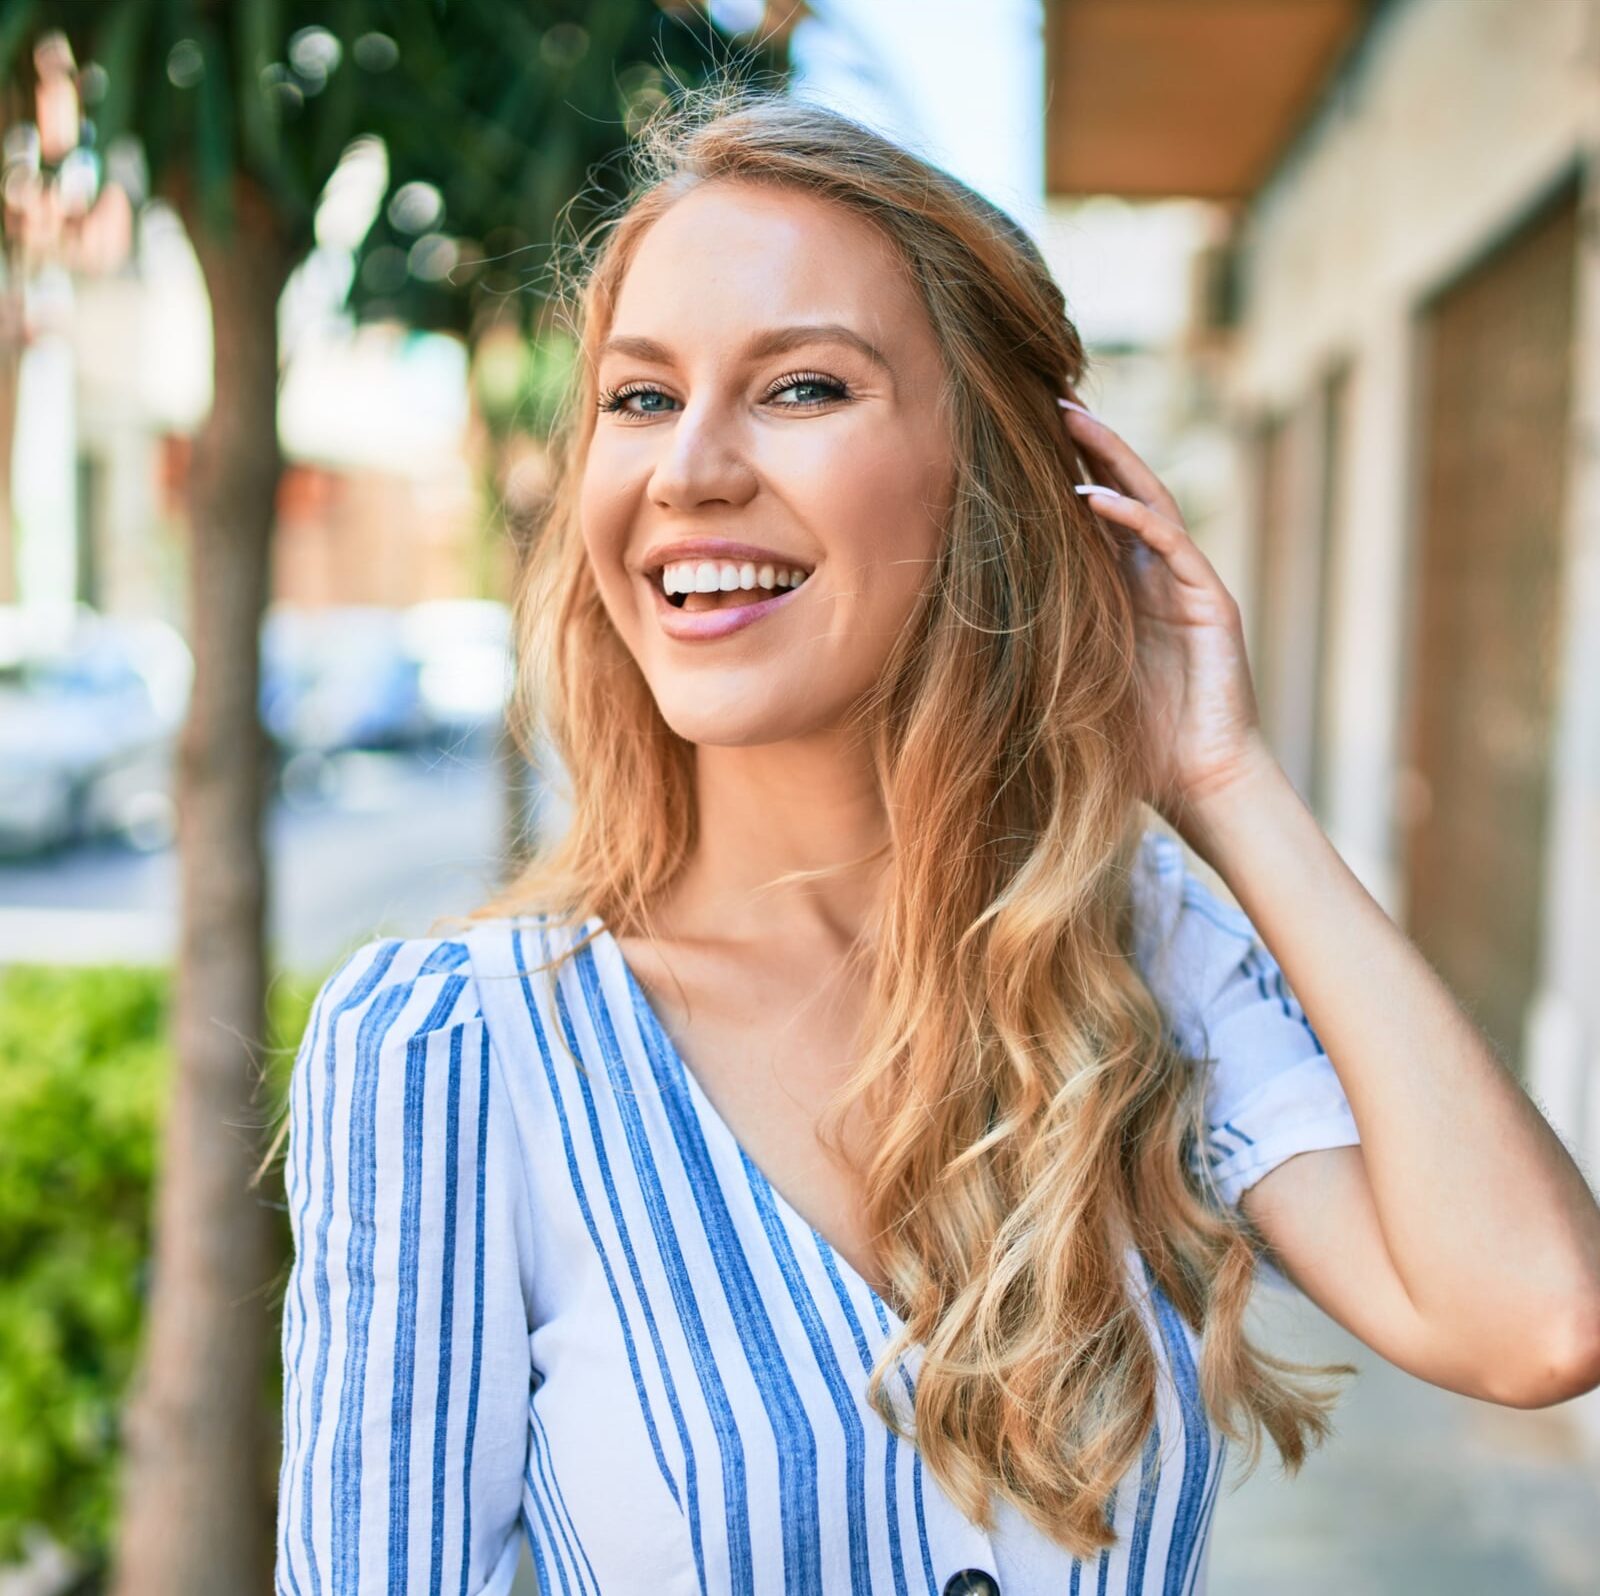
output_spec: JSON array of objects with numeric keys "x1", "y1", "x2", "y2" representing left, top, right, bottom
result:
[{"x1": 659, "y1": 558, "x2": 810, "y2": 596}]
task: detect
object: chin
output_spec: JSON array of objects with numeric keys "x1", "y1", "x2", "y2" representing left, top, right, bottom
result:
[{"x1": 653, "y1": 693, "x2": 825, "y2": 751}]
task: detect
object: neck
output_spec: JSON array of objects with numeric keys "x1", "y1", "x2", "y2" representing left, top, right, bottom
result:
[{"x1": 660, "y1": 731, "x2": 891, "y2": 955}]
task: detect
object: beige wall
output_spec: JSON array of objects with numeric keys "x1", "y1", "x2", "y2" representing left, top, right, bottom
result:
[{"x1": 1224, "y1": 0, "x2": 1600, "y2": 1435}]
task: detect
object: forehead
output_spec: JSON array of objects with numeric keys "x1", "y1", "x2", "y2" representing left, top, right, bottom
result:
[{"x1": 606, "y1": 180, "x2": 927, "y2": 351}]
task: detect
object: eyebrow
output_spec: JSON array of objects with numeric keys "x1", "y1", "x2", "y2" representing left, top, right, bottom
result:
[{"x1": 597, "y1": 322, "x2": 891, "y2": 372}]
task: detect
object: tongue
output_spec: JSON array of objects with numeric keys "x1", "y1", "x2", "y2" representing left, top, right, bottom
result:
[{"x1": 681, "y1": 586, "x2": 777, "y2": 613}]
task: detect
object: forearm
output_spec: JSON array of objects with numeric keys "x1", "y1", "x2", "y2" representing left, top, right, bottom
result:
[{"x1": 1173, "y1": 752, "x2": 1600, "y2": 1357}]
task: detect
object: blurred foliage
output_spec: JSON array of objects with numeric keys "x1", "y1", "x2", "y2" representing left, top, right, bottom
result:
[
  {"x1": 13, "y1": 1, "x2": 780, "y2": 344},
  {"x1": 0, "y1": 961, "x2": 321, "y2": 1574},
  {"x1": 473, "y1": 321, "x2": 579, "y2": 439}
]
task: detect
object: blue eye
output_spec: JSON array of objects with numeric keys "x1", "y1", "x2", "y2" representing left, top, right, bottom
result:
[
  {"x1": 768, "y1": 373, "x2": 850, "y2": 407},
  {"x1": 596, "y1": 371, "x2": 853, "y2": 420},
  {"x1": 597, "y1": 384, "x2": 677, "y2": 417}
]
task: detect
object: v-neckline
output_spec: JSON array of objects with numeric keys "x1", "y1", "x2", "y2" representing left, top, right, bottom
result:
[{"x1": 592, "y1": 918, "x2": 907, "y2": 1331}]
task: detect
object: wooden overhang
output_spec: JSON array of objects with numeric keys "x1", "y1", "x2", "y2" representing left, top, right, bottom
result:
[{"x1": 1046, "y1": 0, "x2": 1377, "y2": 201}]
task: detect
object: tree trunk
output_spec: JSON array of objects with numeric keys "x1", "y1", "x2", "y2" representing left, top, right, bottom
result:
[
  {"x1": 110, "y1": 175, "x2": 293, "y2": 1596},
  {"x1": 0, "y1": 274, "x2": 21, "y2": 606}
]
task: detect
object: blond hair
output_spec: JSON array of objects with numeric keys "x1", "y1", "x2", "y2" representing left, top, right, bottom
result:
[{"x1": 448, "y1": 84, "x2": 1353, "y2": 1557}]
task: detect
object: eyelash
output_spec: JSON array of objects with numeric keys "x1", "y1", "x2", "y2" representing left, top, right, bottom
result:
[{"x1": 595, "y1": 370, "x2": 853, "y2": 419}]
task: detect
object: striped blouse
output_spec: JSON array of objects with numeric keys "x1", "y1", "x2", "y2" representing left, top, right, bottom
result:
[{"x1": 274, "y1": 828, "x2": 1362, "y2": 1595}]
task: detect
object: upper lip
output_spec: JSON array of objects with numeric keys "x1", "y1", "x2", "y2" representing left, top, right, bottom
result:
[{"x1": 636, "y1": 538, "x2": 816, "y2": 579}]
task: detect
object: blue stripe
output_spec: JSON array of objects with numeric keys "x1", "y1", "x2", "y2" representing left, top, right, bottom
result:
[
  {"x1": 1183, "y1": 1435, "x2": 1227, "y2": 1596},
  {"x1": 814, "y1": 1239, "x2": 909, "y2": 1596},
  {"x1": 1140, "y1": 1265, "x2": 1211, "y2": 1596},
  {"x1": 742, "y1": 1154, "x2": 873, "y2": 1594},
  {"x1": 388, "y1": 986, "x2": 458, "y2": 1590},
  {"x1": 280, "y1": 962, "x2": 343, "y2": 1596},
  {"x1": 614, "y1": 944, "x2": 825, "y2": 1595},
  {"x1": 299, "y1": 940, "x2": 402, "y2": 1591},
  {"x1": 1220, "y1": 1119, "x2": 1255, "y2": 1147},
  {"x1": 1246, "y1": 948, "x2": 1288, "y2": 1016},
  {"x1": 524, "y1": 1408, "x2": 587, "y2": 1596},
  {"x1": 1271, "y1": 964, "x2": 1326, "y2": 1055},
  {"x1": 561, "y1": 936, "x2": 745, "y2": 1591},
  {"x1": 420, "y1": 941, "x2": 470, "y2": 975},
  {"x1": 457, "y1": 1026, "x2": 491, "y2": 1596},
  {"x1": 867, "y1": 1293, "x2": 936, "y2": 1595},
  {"x1": 529, "y1": 1399, "x2": 601, "y2": 1595},
  {"x1": 427, "y1": 1025, "x2": 464, "y2": 1596},
  {"x1": 516, "y1": 925, "x2": 709, "y2": 1593},
  {"x1": 1124, "y1": 1416, "x2": 1163, "y2": 1587},
  {"x1": 521, "y1": 1456, "x2": 573, "y2": 1596},
  {"x1": 334, "y1": 966, "x2": 462, "y2": 1589},
  {"x1": 519, "y1": 1505, "x2": 552, "y2": 1596}
]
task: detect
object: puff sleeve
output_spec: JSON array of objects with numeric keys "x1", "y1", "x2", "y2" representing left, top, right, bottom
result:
[
  {"x1": 1131, "y1": 828, "x2": 1363, "y2": 1214},
  {"x1": 275, "y1": 937, "x2": 535, "y2": 1594}
]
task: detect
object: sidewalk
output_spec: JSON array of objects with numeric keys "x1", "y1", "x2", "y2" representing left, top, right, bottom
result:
[{"x1": 1208, "y1": 1279, "x2": 1600, "y2": 1593}]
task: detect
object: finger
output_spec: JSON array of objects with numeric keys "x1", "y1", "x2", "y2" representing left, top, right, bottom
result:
[
  {"x1": 1059, "y1": 402, "x2": 1183, "y2": 524},
  {"x1": 1073, "y1": 487, "x2": 1221, "y2": 591}
]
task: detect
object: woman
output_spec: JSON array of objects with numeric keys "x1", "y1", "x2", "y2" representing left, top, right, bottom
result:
[{"x1": 273, "y1": 89, "x2": 1600, "y2": 1595}]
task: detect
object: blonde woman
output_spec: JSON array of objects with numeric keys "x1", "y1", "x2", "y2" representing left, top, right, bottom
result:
[{"x1": 273, "y1": 90, "x2": 1600, "y2": 1595}]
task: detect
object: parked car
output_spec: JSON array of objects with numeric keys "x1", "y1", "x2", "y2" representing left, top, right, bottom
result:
[
  {"x1": 0, "y1": 604, "x2": 192, "y2": 856},
  {"x1": 259, "y1": 604, "x2": 434, "y2": 759},
  {"x1": 400, "y1": 598, "x2": 514, "y2": 750}
]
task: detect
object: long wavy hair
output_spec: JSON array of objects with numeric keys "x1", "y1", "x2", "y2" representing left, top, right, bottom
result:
[{"x1": 449, "y1": 85, "x2": 1354, "y2": 1557}]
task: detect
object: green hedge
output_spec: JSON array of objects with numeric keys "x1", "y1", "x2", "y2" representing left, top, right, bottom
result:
[{"x1": 0, "y1": 961, "x2": 321, "y2": 1577}]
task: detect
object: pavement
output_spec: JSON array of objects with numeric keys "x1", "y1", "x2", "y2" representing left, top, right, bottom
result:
[{"x1": 1207, "y1": 1280, "x2": 1600, "y2": 1593}]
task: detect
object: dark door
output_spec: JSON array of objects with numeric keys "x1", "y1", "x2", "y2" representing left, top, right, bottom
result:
[{"x1": 1400, "y1": 176, "x2": 1578, "y2": 1075}]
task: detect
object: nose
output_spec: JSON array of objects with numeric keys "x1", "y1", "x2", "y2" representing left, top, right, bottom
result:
[{"x1": 645, "y1": 398, "x2": 758, "y2": 513}]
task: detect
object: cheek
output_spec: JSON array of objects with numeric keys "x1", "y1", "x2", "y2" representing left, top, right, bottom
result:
[
  {"x1": 816, "y1": 427, "x2": 950, "y2": 596},
  {"x1": 578, "y1": 451, "x2": 632, "y2": 565},
  {"x1": 577, "y1": 458, "x2": 646, "y2": 638}
]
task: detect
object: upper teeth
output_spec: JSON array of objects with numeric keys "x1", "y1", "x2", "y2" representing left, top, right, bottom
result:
[{"x1": 660, "y1": 560, "x2": 810, "y2": 596}]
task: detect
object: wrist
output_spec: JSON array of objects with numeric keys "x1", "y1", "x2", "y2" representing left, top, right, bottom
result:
[{"x1": 1169, "y1": 741, "x2": 1295, "y2": 867}]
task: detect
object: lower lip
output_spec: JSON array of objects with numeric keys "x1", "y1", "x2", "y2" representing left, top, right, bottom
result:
[{"x1": 648, "y1": 575, "x2": 811, "y2": 641}]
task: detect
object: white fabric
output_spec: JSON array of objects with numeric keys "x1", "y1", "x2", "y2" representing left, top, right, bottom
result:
[{"x1": 274, "y1": 826, "x2": 1363, "y2": 1593}]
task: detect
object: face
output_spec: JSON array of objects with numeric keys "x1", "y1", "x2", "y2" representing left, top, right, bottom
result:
[{"x1": 579, "y1": 180, "x2": 955, "y2": 748}]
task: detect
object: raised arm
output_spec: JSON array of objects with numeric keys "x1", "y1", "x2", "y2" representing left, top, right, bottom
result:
[
  {"x1": 1064, "y1": 392, "x2": 1600, "y2": 1410},
  {"x1": 1182, "y1": 754, "x2": 1600, "y2": 1410}
]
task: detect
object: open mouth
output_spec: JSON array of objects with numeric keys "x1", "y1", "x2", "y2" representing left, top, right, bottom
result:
[{"x1": 654, "y1": 558, "x2": 813, "y2": 613}]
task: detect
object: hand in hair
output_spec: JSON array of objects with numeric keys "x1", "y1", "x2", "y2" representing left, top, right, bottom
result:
[{"x1": 1060, "y1": 394, "x2": 1275, "y2": 827}]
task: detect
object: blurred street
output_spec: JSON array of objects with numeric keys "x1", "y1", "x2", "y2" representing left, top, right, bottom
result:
[
  {"x1": 1208, "y1": 1284, "x2": 1600, "y2": 1594},
  {"x1": 0, "y1": 742, "x2": 511, "y2": 975}
]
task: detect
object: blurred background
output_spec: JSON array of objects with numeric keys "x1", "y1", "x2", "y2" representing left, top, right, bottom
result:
[{"x1": 2, "y1": 1, "x2": 1599, "y2": 1592}]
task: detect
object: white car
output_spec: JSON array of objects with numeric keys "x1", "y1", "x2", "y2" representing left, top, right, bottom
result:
[{"x1": 0, "y1": 604, "x2": 192, "y2": 855}]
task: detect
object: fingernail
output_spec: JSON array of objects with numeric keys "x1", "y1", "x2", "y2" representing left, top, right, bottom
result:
[
  {"x1": 1074, "y1": 483, "x2": 1122, "y2": 498},
  {"x1": 1058, "y1": 398, "x2": 1098, "y2": 418}
]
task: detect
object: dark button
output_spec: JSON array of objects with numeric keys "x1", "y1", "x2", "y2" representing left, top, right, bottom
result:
[{"x1": 942, "y1": 1573, "x2": 1000, "y2": 1596}]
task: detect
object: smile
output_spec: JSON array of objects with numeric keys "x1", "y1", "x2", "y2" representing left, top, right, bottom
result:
[{"x1": 647, "y1": 560, "x2": 813, "y2": 642}]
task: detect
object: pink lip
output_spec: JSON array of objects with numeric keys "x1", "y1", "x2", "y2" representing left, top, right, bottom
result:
[{"x1": 646, "y1": 570, "x2": 810, "y2": 641}]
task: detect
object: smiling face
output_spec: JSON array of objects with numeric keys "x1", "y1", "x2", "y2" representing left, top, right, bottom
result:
[{"x1": 579, "y1": 180, "x2": 955, "y2": 748}]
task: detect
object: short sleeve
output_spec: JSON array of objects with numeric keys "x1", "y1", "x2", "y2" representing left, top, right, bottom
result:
[
  {"x1": 275, "y1": 937, "x2": 535, "y2": 1595},
  {"x1": 1131, "y1": 829, "x2": 1363, "y2": 1214}
]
